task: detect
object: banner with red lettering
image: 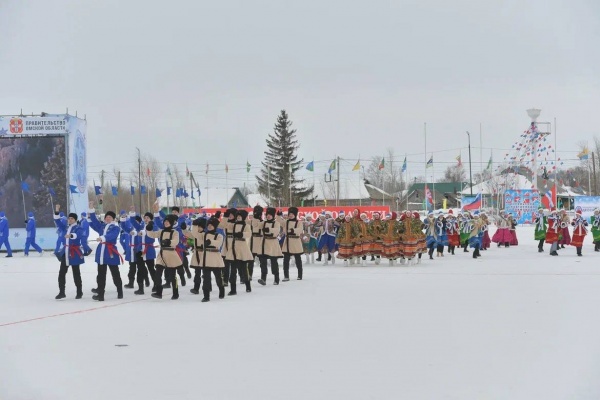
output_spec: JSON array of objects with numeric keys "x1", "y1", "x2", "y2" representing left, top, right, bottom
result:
[{"x1": 182, "y1": 206, "x2": 391, "y2": 220}]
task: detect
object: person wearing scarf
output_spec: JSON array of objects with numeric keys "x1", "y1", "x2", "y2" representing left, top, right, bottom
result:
[{"x1": 89, "y1": 202, "x2": 123, "y2": 301}]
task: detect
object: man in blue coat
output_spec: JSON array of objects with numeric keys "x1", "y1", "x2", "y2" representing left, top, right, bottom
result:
[
  {"x1": 79, "y1": 212, "x2": 92, "y2": 256},
  {"x1": 0, "y1": 211, "x2": 13, "y2": 257},
  {"x1": 53, "y1": 205, "x2": 67, "y2": 261},
  {"x1": 88, "y1": 201, "x2": 123, "y2": 301},
  {"x1": 55, "y1": 212, "x2": 85, "y2": 299},
  {"x1": 24, "y1": 212, "x2": 44, "y2": 256}
]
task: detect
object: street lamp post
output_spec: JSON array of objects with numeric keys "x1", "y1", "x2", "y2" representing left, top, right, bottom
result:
[{"x1": 466, "y1": 132, "x2": 473, "y2": 196}]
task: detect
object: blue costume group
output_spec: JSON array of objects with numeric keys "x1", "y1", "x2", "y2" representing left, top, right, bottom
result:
[
  {"x1": 0, "y1": 212, "x2": 13, "y2": 257},
  {"x1": 54, "y1": 211, "x2": 85, "y2": 299},
  {"x1": 24, "y1": 212, "x2": 44, "y2": 256}
]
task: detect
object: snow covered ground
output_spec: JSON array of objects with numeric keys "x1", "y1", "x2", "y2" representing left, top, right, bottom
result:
[{"x1": 1, "y1": 226, "x2": 600, "y2": 400}]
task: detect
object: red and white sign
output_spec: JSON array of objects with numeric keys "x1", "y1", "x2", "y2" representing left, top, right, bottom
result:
[{"x1": 182, "y1": 206, "x2": 391, "y2": 220}]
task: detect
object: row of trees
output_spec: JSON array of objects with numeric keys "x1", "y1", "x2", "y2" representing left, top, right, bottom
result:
[{"x1": 87, "y1": 111, "x2": 600, "y2": 211}]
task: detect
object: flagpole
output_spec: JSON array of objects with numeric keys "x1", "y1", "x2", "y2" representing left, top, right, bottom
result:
[
  {"x1": 358, "y1": 156, "x2": 362, "y2": 207},
  {"x1": 312, "y1": 159, "x2": 315, "y2": 207},
  {"x1": 225, "y1": 160, "x2": 229, "y2": 207},
  {"x1": 479, "y1": 123, "x2": 483, "y2": 208},
  {"x1": 424, "y1": 122, "x2": 427, "y2": 211},
  {"x1": 554, "y1": 117, "x2": 558, "y2": 204},
  {"x1": 18, "y1": 172, "x2": 27, "y2": 220}
]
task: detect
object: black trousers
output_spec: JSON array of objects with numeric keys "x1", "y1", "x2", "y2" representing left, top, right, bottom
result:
[
  {"x1": 182, "y1": 251, "x2": 191, "y2": 276},
  {"x1": 283, "y1": 254, "x2": 302, "y2": 279},
  {"x1": 145, "y1": 259, "x2": 157, "y2": 286},
  {"x1": 223, "y1": 258, "x2": 232, "y2": 283},
  {"x1": 260, "y1": 255, "x2": 280, "y2": 282},
  {"x1": 58, "y1": 255, "x2": 82, "y2": 292},
  {"x1": 192, "y1": 266, "x2": 204, "y2": 290},
  {"x1": 202, "y1": 267, "x2": 224, "y2": 298},
  {"x1": 155, "y1": 265, "x2": 179, "y2": 296},
  {"x1": 230, "y1": 260, "x2": 249, "y2": 285},
  {"x1": 97, "y1": 264, "x2": 123, "y2": 295}
]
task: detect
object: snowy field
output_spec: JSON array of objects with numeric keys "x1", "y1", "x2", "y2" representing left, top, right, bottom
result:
[{"x1": 1, "y1": 226, "x2": 600, "y2": 400}]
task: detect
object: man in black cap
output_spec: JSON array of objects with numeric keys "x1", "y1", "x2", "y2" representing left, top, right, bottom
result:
[
  {"x1": 217, "y1": 208, "x2": 237, "y2": 286},
  {"x1": 279, "y1": 207, "x2": 304, "y2": 281},
  {"x1": 88, "y1": 202, "x2": 124, "y2": 301},
  {"x1": 249, "y1": 205, "x2": 264, "y2": 281},
  {"x1": 258, "y1": 207, "x2": 283, "y2": 285}
]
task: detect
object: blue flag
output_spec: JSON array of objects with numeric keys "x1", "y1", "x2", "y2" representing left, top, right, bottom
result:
[
  {"x1": 69, "y1": 185, "x2": 78, "y2": 193},
  {"x1": 306, "y1": 161, "x2": 314, "y2": 172},
  {"x1": 155, "y1": 188, "x2": 162, "y2": 197},
  {"x1": 167, "y1": 187, "x2": 172, "y2": 196},
  {"x1": 111, "y1": 186, "x2": 118, "y2": 196},
  {"x1": 94, "y1": 185, "x2": 102, "y2": 195},
  {"x1": 175, "y1": 188, "x2": 181, "y2": 198},
  {"x1": 130, "y1": 186, "x2": 135, "y2": 195},
  {"x1": 140, "y1": 185, "x2": 147, "y2": 195},
  {"x1": 48, "y1": 187, "x2": 56, "y2": 197},
  {"x1": 183, "y1": 189, "x2": 189, "y2": 198},
  {"x1": 401, "y1": 156, "x2": 407, "y2": 173},
  {"x1": 21, "y1": 182, "x2": 30, "y2": 193},
  {"x1": 197, "y1": 188, "x2": 201, "y2": 197}
]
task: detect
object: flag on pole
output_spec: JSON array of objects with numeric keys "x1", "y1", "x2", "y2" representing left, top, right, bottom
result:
[
  {"x1": 48, "y1": 187, "x2": 56, "y2": 197},
  {"x1": 425, "y1": 184, "x2": 433, "y2": 209},
  {"x1": 205, "y1": 163, "x2": 209, "y2": 174},
  {"x1": 166, "y1": 165, "x2": 171, "y2": 176},
  {"x1": 21, "y1": 181, "x2": 30, "y2": 192},
  {"x1": 328, "y1": 160, "x2": 336, "y2": 174},
  {"x1": 378, "y1": 158, "x2": 385, "y2": 170},
  {"x1": 578, "y1": 146, "x2": 590, "y2": 160},
  {"x1": 69, "y1": 185, "x2": 78, "y2": 194},
  {"x1": 130, "y1": 186, "x2": 135, "y2": 195},
  {"x1": 401, "y1": 157, "x2": 407, "y2": 173},
  {"x1": 426, "y1": 155, "x2": 433, "y2": 168},
  {"x1": 306, "y1": 161, "x2": 314, "y2": 171},
  {"x1": 186, "y1": 165, "x2": 190, "y2": 177},
  {"x1": 486, "y1": 156, "x2": 493, "y2": 170},
  {"x1": 146, "y1": 167, "x2": 151, "y2": 176},
  {"x1": 167, "y1": 187, "x2": 172, "y2": 196},
  {"x1": 94, "y1": 185, "x2": 102, "y2": 195},
  {"x1": 140, "y1": 185, "x2": 147, "y2": 195},
  {"x1": 155, "y1": 188, "x2": 162, "y2": 197},
  {"x1": 111, "y1": 185, "x2": 118, "y2": 196},
  {"x1": 352, "y1": 160, "x2": 360, "y2": 171},
  {"x1": 246, "y1": 161, "x2": 251, "y2": 173},
  {"x1": 456, "y1": 153, "x2": 462, "y2": 167},
  {"x1": 225, "y1": 164, "x2": 229, "y2": 174}
]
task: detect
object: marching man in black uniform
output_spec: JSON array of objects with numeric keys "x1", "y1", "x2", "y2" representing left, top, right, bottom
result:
[
  {"x1": 189, "y1": 216, "x2": 225, "y2": 302},
  {"x1": 279, "y1": 207, "x2": 304, "y2": 281},
  {"x1": 147, "y1": 214, "x2": 181, "y2": 300},
  {"x1": 225, "y1": 210, "x2": 252, "y2": 295},
  {"x1": 258, "y1": 207, "x2": 283, "y2": 285}
]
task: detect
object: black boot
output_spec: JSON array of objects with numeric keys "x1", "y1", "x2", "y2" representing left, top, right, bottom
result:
[
  {"x1": 228, "y1": 282, "x2": 237, "y2": 296},
  {"x1": 124, "y1": 281, "x2": 134, "y2": 289},
  {"x1": 577, "y1": 247, "x2": 582, "y2": 256},
  {"x1": 91, "y1": 288, "x2": 98, "y2": 293},
  {"x1": 134, "y1": 287, "x2": 144, "y2": 295},
  {"x1": 151, "y1": 292, "x2": 162, "y2": 299},
  {"x1": 202, "y1": 289, "x2": 210, "y2": 302},
  {"x1": 75, "y1": 287, "x2": 83, "y2": 299},
  {"x1": 245, "y1": 281, "x2": 251, "y2": 293},
  {"x1": 172, "y1": 285, "x2": 179, "y2": 300},
  {"x1": 117, "y1": 287, "x2": 123, "y2": 299},
  {"x1": 162, "y1": 282, "x2": 170, "y2": 289},
  {"x1": 428, "y1": 247, "x2": 434, "y2": 260},
  {"x1": 218, "y1": 286, "x2": 225, "y2": 299},
  {"x1": 55, "y1": 289, "x2": 66, "y2": 300},
  {"x1": 92, "y1": 292, "x2": 105, "y2": 301}
]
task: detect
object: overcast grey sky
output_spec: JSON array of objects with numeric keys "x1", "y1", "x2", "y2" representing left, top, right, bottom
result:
[{"x1": 1, "y1": 0, "x2": 599, "y2": 191}]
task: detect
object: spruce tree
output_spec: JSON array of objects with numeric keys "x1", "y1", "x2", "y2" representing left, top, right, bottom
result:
[
  {"x1": 32, "y1": 137, "x2": 67, "y2": 226},
  {"x1": 256, "y1": 110, "x2": 313, "y2": 206}
]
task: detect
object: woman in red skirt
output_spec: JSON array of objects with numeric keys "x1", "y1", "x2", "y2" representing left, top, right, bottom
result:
[
  {"x1": 571, "y1": 209, "x2": 588, "y2": 256},
  {"x1": 558, "y1": 209, "x2": 571, "y2": 249}
]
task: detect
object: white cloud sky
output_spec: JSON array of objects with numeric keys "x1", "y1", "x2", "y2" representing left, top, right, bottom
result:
[{"x1": 1, "y1": 0, "x2": 598, "y2": 190}]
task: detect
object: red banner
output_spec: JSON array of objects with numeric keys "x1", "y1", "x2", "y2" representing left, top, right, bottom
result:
[{"x1": 182, "y1": 206, "x2": 391, "y2": 220}]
